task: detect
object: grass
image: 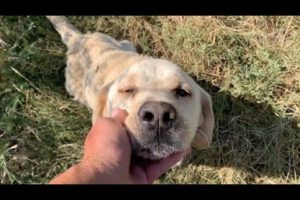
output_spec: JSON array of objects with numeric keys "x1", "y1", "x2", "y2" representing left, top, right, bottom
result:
[{"x1": 0, "y1": 16, "x2": 299, "y2": 184}]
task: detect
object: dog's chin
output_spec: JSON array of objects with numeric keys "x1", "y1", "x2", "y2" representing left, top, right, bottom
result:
[
  {"x1": 125, "y1": 126, "x2": 184, "y2": 160},
  {"x1": 133, "y1": 143, "x2": 181, "y2": 160}
]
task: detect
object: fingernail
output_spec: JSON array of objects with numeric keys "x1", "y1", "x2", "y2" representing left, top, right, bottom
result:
[
  {"x1": 112, "y1": 108, "x2": 122, "y2": 117},
  {"x1": 112, "y1": 108, "x2": 128, "y2": 118},
  {"x1": 111, "y1": 109, "x2": 118, "y2": 117}
]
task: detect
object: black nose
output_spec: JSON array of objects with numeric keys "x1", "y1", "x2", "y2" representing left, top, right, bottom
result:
[{"x1": 138, "y1": 101, "x2": 177, "y2": 132}]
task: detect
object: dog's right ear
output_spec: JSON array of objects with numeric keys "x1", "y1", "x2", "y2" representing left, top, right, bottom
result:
[{"x1": 92, "y1": 82, "x2": 113, "y2": 125}]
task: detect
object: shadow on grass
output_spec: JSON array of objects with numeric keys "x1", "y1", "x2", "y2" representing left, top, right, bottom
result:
[{"x1": 190, "y1": 78, "x2": 300, "y2": 180}]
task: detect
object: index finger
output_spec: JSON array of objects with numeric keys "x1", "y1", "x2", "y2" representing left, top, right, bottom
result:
[{"x1": 144, "y1": 151, "x2": 184, "y2": 183}]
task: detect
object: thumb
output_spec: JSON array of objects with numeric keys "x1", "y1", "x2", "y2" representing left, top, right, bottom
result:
[{"x1": 112, "y1": 108, "x2": 128, "y2": 124}]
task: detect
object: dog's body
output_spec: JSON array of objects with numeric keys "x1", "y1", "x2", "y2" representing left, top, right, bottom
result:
[{"x1": 47, "y1": 16, "x2": 214, "y2": 160}]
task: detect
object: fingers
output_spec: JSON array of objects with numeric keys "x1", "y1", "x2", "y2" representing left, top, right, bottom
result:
[
  {"x1": 144, "y1": 151, "x2": 185, "y2": 183},
  {"x1": 129, "y1": 165, "x2": 148, "y2": 184}
]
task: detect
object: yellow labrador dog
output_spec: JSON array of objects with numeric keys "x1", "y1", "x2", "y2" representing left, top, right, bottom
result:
[{"x1": 47, "y1": 16, "x2": 214, "y2": 160}]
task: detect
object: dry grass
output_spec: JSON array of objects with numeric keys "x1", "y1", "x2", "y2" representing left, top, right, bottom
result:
[{"x1": 0, "y1": 16, "x2": 299, "y2": 184}]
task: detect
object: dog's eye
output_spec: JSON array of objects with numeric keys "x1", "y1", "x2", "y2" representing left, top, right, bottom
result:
[
  {"x1": 119, "y1": 88, "x2": 135, "y2": 94},
  {"x1": 124, "y1": 88, "x2": 135, "y2": 93},
  {"x1": 175, "y1": 88, "x2": 189, "y2": 97}
]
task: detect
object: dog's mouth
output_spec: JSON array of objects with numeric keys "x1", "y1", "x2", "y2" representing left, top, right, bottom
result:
[
  {"x1": 129, "y1": 134, "x2": 183, "y2": 160},
  {"x1": 124, "y1": 118, "x2": 186, "y2": 160},
  {"x1": 131, "y1": 148, "x2": 184, "y2": 167},
  {"x1": 135, "y1": 143, "x2": 179, "y2": 160}
]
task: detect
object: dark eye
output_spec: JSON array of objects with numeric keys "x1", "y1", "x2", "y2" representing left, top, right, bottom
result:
[
  {"x1": 124, "y1": 88, "x2": 135, "y2": 93},
  {"x1": 119, "y1": 88, "x2": 136, "y2": 94},
  {"x1": 175, "y1": 88, "x2": 189, "y2": 97}
]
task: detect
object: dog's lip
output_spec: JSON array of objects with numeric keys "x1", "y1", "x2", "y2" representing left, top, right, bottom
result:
[
  {"x1": 124, "y1": 123, "x2": 185, "y2": 160},
  {"x1": 132, "y1": 150, "x2": 185, "y2": 165},
  {"x1": 136, "y1": 144, "x2": 185, "y2": 159}
]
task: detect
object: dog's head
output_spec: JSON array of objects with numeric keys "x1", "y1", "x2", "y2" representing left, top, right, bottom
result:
[{"x1": 92, "y1": 59, "x2": 214, "y2": 160}]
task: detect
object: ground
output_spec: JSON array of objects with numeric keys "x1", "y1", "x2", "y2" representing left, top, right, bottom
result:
[{"x1": 0, "y1": 16, "x2": 299, "y2": 184}]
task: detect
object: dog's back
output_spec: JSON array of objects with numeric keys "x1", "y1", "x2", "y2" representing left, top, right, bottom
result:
[
  {"x1": 47, "y1": 16, "x2": 215, "y2": 156},
  {"x1": 47, "y1": 16, "x2": 145, "y2": 110}
]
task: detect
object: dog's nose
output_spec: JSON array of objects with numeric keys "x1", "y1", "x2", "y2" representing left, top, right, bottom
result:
[{"x1": 138, "y1": 101, "x2": 176, "y2": 132}]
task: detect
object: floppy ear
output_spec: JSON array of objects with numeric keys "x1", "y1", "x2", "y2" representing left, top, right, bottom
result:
[
  {"x1": 192, "y1": 87, "x2": 215, "y2": 149},
  {"x1": 92, "y1": 82, "x2": 113, "y2": 125}
]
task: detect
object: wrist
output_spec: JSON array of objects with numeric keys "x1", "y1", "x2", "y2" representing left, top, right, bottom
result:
[
  {"x1": 74, "y1": 161, "x2": 108, "y2": 184},
  {"x1": 49, "y1": 162, "x2": 105, "y2": 184},
  {"x1": 79, "y1": 159, "x2": 132, "y2": 184}
]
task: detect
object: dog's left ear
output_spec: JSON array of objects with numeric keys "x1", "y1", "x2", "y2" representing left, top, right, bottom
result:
[
  {"x1": 192, "y1": 87, "x2": 215, "y2": 149},
  {"x1": 92, "y1": 82, "x2": 113, "y2": 125}
]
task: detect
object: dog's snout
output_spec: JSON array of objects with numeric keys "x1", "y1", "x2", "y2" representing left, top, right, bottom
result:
[{"x1": 138, "y1": 101, "x2": 176, "y2": 132}]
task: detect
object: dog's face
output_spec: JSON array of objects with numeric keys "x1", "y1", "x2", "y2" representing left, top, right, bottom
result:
[{"x1": 93, "y1": 59, "x2": 214, "y2": 160}]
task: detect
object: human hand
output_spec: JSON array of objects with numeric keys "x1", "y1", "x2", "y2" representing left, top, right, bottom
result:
[{"x1": 49, "y1": 108, "x2": 186, "y2": 184}]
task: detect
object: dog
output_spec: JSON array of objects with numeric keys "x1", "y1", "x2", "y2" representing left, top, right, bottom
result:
[{"x1": 47, "y1": 16, "x2": 214, "y2": 161}]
